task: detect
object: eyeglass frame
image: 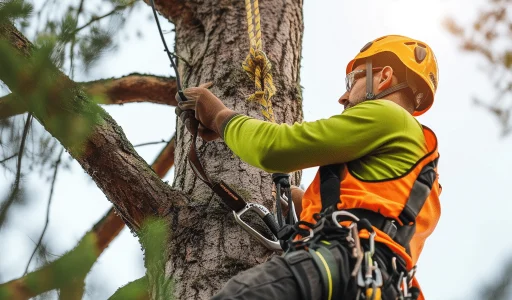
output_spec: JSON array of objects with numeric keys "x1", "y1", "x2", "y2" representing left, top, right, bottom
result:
[{"x1": 345, "y1": 67, "x2": 384, "y2": 92}]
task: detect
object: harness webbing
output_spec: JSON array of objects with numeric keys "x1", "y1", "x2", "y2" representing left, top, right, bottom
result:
[
  {"x1": 242, "y1": 0, "x2": 276, "y2": 122},
  {"x1": 319, "y1": 160, "x2": 437, "y2": 252}
]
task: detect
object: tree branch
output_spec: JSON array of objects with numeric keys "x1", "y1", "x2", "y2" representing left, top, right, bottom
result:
[
  {"x1": 0, "y1": 153, "x2": 18, "y2": 164},
  {"x1": 0, "y1": 113, "x2": 32, "y2": 229},
  {"x1": 73, "y1": 0, "x2": 138, "y2": 35},
  {"x1": 24, "y1": 149, "x2": 63, "y2": 275},
  {"x1": 0, "y1": 207, "x2": 124, "y2": 300},
  {"x1": 0, "y1": 22, "x2": 187, "y2": 232},
  {"x1": 0, "y1": 138, "x2": 177, "y2": 299},
  {"x1": 1, "y1": 73, "x2": 178, "y2": 120},
  {"x1": 0, "y1": 94, "x2": 26, "y2": 119},
  {"x1": 83, "y1": 73, "x2": 178, "y2": 106}
]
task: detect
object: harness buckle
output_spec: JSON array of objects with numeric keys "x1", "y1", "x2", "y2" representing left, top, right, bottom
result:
[{"x1": 382, "y1": 219, "x2": 398, "y2": 239}]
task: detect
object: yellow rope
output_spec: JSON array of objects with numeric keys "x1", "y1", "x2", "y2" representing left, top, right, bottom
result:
[{"x1": 242, "y1": 0, "x2": 276, "y2": 123}]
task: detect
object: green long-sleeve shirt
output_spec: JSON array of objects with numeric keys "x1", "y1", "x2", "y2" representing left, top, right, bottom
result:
[{"x1": 223, "y1": 100, "x2": 428, "y2": 180}]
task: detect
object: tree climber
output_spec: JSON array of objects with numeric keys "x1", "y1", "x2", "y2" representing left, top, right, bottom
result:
[{"x1": 176, "y1": 35, "x2": 441, "y2": 300}]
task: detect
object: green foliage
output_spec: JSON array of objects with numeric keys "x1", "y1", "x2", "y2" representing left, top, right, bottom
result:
[
  {"x1": 139, "y1": 218, "x2": 174, "y2": 300},
  {"x1": 0, "y1": 0, "x2": 33, "y2": 27},
  {"x1": 109, "y1": 276, "x2": 150, "y2": 300},
  {"x1": 445, "y1": 0, "x2": 512, "y2": 136}
]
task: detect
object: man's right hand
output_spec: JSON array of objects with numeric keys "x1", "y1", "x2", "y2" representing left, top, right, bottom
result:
[{"x1": 175, "y1": 82, "x2": 237, "y2": 141}]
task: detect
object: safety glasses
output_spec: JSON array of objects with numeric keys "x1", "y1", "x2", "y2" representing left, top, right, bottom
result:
[{"x1": 345, "y1": 67, "x2": 383, "y2": 92}]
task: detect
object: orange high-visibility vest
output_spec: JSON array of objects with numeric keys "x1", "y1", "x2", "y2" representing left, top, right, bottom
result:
[{"x1": 301, "y1": 126, "x2": 441, "y2": 269}]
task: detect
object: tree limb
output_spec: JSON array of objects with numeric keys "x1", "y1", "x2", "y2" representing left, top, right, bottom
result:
[
  {"x1": 0, "y1": 94, "x2": 26, "y2": 119},
  {"x1": 72, "y1": 0, "x2": 138, "y2": 35},
  {"x1": 0, "y1": 113, "x2": 32, "y2": 229},
  {"x1": 0, "y1": 74, "x2": 178, "y2": 119},
  {"x1": 24, "y1": 149, "x2": 64, "y2": 275},
  {"x1": 0, "y1": 22, "x2": 187, "y2": 231},
  {"x1": 83, "y1": 73, "x2": 178, "y2": 106},
  {"x1": 0, "y1": 138, "x2": 177, "y2": 300}
]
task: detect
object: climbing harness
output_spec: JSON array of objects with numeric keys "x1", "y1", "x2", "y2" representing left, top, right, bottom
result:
[
  {"x1": 281, "y1": 207, "x2": 421, "y2": 300},
  {"x1": 149, "y1": 0, "x2": 282, "y2": 250}
]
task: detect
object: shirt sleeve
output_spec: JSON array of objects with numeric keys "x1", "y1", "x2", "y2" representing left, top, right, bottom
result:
[{"x1": 223, "y1": 100, "x2": 419, "y2": 173}]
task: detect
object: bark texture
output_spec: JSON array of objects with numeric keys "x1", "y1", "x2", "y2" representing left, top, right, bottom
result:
[
  {"x1": 161, "y1": 1, "x2": 305, "y2": 298},
  {"x1": 84, "y1": 74, "x2": 178, "y2": 106}
]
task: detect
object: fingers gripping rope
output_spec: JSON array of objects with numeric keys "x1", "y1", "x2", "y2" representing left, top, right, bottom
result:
[{"x1": 242, "y1": 0, "x2": 277, "y2": 123}]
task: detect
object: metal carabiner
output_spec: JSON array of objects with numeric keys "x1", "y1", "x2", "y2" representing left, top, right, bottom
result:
[
  {"x1": 331, "y1": 210, "x2": 360, "y2": 228},
  {"x1": 279, "y1": 193, "x2": 298, "y2": 224},
  {"x1": 233, "y1": 203, "x2": 282, "y2": 251}
]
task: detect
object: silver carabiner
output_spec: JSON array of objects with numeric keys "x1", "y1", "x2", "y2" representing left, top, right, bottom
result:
[
  {"x1": 279, "y1": 193, "x2": 298, "y2": 224},
  {"x1": 331, "y1": 210, "x2": 360, "y2": 228},
  {"x1": 233, "y1": 203, "x2": 282, "y2": 251}
]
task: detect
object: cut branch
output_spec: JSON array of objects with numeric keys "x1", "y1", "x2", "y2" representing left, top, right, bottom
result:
[
  {"x1": 83, "y1": 73, "x2": 178, "y2": 106},
  {"x1": 0, "y1": 138, "x2": 177, "y2": 300},
  {"x1": 143, "y1": 0, "x2": 198, "y2": 28}
]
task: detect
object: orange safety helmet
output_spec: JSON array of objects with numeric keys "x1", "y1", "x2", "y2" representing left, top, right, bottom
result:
[{"x1": 346, "y1": 35, "x2": 439, "y2": 116}]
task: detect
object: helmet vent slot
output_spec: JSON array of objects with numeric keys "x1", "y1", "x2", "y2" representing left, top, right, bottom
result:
[
  {"x1": 360, "y1": 41, "x2": 373, "y2": 52},
  {"x1": 414, "y1": 46, "x2": 427, "y2": 63}
]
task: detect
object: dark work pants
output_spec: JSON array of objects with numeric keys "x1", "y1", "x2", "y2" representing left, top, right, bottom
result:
[
  {"x1": 211, "y1": 255, "x2": 302, "y2": 300},
  {"x1": 211, "y1": 249, "x2": 401, "y2": 300}
]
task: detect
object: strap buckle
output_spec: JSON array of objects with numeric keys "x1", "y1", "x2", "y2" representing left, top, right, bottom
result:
[
  {"x1": 382, "y1": 219, "x2": 398, "y2": 239},
  {"x1": 233, "y1": 203, "x2": 282, "y2": 251}
]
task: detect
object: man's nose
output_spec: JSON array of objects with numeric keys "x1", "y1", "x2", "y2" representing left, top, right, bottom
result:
[{"x1": 338, "y1": 91, "x2": 350, "y2": 105}]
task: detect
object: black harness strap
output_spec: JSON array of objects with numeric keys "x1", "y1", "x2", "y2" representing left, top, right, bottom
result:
[
  {"x1": 319, "y1": 164, "x2": 343, "y2": 213},
  {"x1": 398, "y1": 158, "x2": 438, "y2": 225},
  {"x1": 319, "y1": 158, "x2": 438, "y2": 252},
  {"x1": 284, "y1": 251, "x2": 322, "y2": 300}
]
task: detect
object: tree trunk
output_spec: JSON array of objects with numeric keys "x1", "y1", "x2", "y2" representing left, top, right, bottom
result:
[{"x1": 165, "y1": 0, "x2": 304, "y2": 298}]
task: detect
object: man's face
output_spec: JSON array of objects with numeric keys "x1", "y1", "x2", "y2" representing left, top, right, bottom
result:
[{"x1": 339, "y1": 64, "x2": 379, "y2": 111}]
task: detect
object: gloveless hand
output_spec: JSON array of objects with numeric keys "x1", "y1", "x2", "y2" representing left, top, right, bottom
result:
[{"x1": 175, "y1": 83, "x2": 236, "y2": 141}]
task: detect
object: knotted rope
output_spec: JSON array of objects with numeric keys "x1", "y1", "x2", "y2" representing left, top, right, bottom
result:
[{"x1": 242, "y1": 0, "x2": 276, "y2": 123}]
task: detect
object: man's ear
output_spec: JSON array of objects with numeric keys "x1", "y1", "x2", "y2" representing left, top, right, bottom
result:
[{"x1": 377, "y1": 66, "x2": 394, "y2": 91}]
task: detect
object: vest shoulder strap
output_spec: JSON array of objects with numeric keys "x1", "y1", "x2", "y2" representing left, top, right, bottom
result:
[{"x1": 319, "y1": 164, "x2": 344, "y2": 213}]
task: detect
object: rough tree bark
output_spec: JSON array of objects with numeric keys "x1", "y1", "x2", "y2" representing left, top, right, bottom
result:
[{"x1": 159, "y1": 0, "x2": 304, "y2": 298}]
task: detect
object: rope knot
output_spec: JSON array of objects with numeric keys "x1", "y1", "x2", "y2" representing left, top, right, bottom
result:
[
  {"x1": 243, "y1": 0, "x2": 276, "y2": 123},
  {"x1": 242, "y1": 48, "x2": 276, "y2": 122}
]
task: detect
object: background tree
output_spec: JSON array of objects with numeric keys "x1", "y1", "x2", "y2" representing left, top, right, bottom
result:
[
  {"x1": 0, "y1": 0, "x2": 303, "y2": 299},
  {"x1": 445, "y1": 0, "x2": 512, "y2": 136},
  {"x1": 446, "y1": 0, "x2": 512, "y2": 298}
]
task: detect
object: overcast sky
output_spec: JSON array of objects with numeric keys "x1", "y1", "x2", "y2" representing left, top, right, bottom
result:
[{"x1": 1, "y1": 0, "x2": 512, "y2": 299}]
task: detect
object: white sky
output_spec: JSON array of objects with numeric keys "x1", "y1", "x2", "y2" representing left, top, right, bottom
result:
[{"x1": 1, "y1": 0, "x2": 512, "y2": 299}]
